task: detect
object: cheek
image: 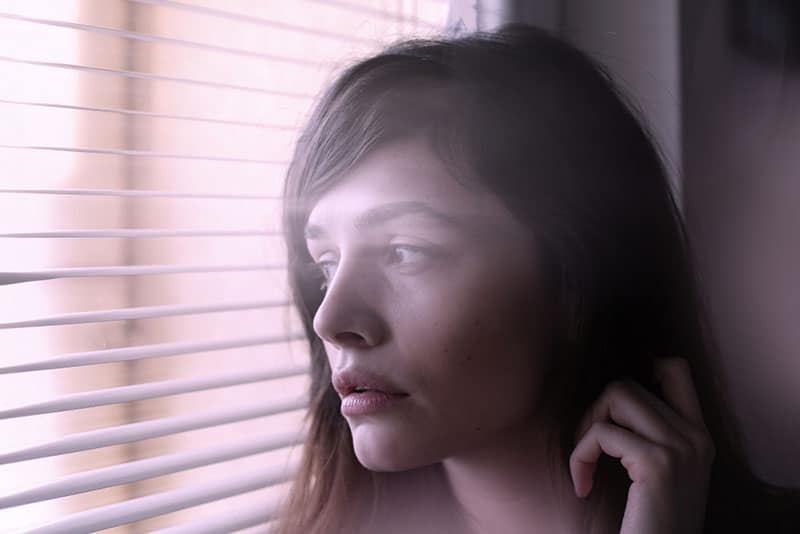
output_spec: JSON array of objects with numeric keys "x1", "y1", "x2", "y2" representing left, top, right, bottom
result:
[
  {"x1": 345, "y1": 253, "x2": 550, "y2": 468},
  {"x1": 443, "y1": 315, "x2": 541, "y2": 405},
  {"x1": 404, "y1": 285, "x2": 547, "y2": 436}
]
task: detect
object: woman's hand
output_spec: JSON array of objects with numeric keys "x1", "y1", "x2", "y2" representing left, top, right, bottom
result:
[{"x1": 569, "y1": 357, "x2": 716, "y2": 534}]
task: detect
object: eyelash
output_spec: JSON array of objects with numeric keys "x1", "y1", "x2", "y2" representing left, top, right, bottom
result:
[
  {"x1": 307, "y1": 244, "x2": 431, "y2": 292},
  {"x1": 386, "y1": 244, "x2": 428, "y2": 265},
  {"x1": 315, "y1": 260, "x2": 336, "y2": 292}
]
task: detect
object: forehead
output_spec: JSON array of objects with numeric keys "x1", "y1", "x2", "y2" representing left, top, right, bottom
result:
[{"x1": 306, "y1": 137, "x2": 504, "y2": 229}]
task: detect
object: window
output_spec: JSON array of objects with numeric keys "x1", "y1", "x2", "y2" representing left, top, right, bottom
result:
[{"x1": 0, "y1": 1, "x2": 449, "y2": 531}]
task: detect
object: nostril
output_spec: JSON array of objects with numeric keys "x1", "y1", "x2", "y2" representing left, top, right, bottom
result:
[
  {"x1": 314, "y1": 306, "x2": 386, "y2": 348},
  {"x1": 333, "y1": 331, "x2": 367, "y2": 346}
]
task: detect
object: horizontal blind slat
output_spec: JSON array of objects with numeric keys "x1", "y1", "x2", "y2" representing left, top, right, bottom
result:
[
  {"x1": 0, "y1": 144, "x2": 287, "y2": 164},
  {"x1": 149, "y1": 499, "x2": 282, "y2": 534},
  {"x1": 0, "y1": 56, "x2": 316, "y2": 98},
  {"x1": 308, "y1": 0, "x2": 439, "y2": 28},
  {"x1": 0, "y1": 397, "x2": 308, "y2": 464},
  {"x1": 20, "y1": 464, "x2": 295, "y2": 534},
  {"x1": 0, "y1": 264, "x2": 284, "y2": 285},
  {"x1": 0, "y1": 365, "x2": 309, "y2": 419},
  {"x1": 128, "y1": 0, "x2": 376, "y2": 43},
  {"x1": 0, "y1": 12, "x2": 328, "y2": 67},
  {"x1": 0, "y1": 333, "x2": 305, "y2": 374},
  {"x1": 0, "y1": 188, "x2": 279, "y2": 200},
  {"x1": 0, "y1": 431, "x2": 304, "y2": 509},
  {"x1": 1, "y1": 229, "x2": 278, "y2": 238},
  {"x1": 0, "y1": 99, "x2": 296, "y2": 130},
  {"x1": 0, "y1": 300, "x2": 290, "y2": 330}
]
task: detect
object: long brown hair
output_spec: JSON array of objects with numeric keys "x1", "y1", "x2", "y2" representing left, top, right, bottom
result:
[{"x1": 273, "y1": 24, "x2": 799, "y2": 533}]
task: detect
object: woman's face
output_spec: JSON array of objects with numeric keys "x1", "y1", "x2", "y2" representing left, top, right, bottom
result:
[{"x1": 304, "y1": 136, "x2": 552, "y2": 471}]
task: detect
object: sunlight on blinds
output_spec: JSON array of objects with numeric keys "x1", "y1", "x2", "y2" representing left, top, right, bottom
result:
[
  {"x1": 0, "y1": 0, "x2": 83, "y2": 529},
  {"x1": 0, "y1": 1, "x2": 449, "y2": 532}
]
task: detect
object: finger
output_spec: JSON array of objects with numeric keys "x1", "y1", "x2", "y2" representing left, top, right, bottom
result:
[
  {"x1": 654, "y1": 357, "x2": 706, "y2": 427},
  {"x1": 570, "y1": 421, "x2": 655, "y2": 498},
  {"x1": 573, "y1": 380, "x2": 692, "y2": 447}
]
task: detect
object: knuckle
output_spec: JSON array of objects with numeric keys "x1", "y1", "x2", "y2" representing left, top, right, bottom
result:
[
  {"x1": 663, "y1": 355, "x2": 684, "y2": 366},
  {"x1": 605, "y1": 380, "x2": 641, "y2": 409},
  {"x1": 591, "y1": 421, "x2": 612, "y2": 436},
  {"x1": 648, "y1": 446, "x2": 677, "y2": 475},
  {"x1": 671, "y1": 357, "x2": 692, "y2": 376},
  {"x1": 675, "y1": 436, "x2": 700, "y2": 460},
  {"x1": 656, "y1": 356, "x2": 687, "y2": 376},
  {"x1": 605, "y1": 380, "x2": 631, "y2": 398}
]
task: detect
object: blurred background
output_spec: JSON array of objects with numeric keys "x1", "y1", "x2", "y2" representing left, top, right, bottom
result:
[{"x1": 0, "y1": 0, "x2": 797, "y2": 532}]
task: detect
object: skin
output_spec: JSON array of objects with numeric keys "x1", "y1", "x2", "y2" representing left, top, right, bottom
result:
[
  {"x1": 304, "y1": 137, "x2": 715, "y2": 533},
  {"x1": 571, "y1": 358, "x2": 717, "y2": 534}
]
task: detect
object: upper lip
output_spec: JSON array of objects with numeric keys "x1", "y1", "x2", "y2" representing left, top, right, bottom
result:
[{"x1": 332, "y1": 368, "x2": 409, "y2": 397}]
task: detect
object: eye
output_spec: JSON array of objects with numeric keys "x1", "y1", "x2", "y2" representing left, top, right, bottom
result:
[
  {"x1": 314, "y1": 259, "x2": 338, "y2": 292},
  {"x1": 300, "y1": 257, "x2": 337, "y2": 293},
  {"x1": 317, "y1": 260, "x2": 337, "y2": 285},
  {"x1": 386, "y1": 244, "x2": 429, "y2": 265}
]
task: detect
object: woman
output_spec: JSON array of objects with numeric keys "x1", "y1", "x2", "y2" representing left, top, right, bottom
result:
[{"x1": 274, "y1": 24, "x2": 798, "y2": 533}]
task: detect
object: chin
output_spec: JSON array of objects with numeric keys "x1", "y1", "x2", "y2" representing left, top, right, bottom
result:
[{"x1": 351, "y1": 425, "x2": 438, "y2": 472}]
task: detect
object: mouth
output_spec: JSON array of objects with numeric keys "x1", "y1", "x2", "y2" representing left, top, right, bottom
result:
[
  {"x1": 332, "y1": 368, "x2": 409, "y2": 398},
  {"x1": 345, "y1": 385, "x2": 409, "y2": 397},
  {"x1": 340, "y1": 388, "x2": 409, "y2": 416}
]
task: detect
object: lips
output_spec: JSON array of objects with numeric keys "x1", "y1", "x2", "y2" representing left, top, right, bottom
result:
[{"x1": 332, "y1": 368, "x2": 409, "y2": 398}]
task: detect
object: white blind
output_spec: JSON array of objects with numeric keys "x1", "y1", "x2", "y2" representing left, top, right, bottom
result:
[{"x1": 0, "y1": 1, "x2": 449, "y2": 532}]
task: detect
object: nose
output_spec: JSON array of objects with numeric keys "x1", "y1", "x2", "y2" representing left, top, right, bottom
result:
[{"x1": 312, "y1": 260, "x2": 387, "y2": 350}]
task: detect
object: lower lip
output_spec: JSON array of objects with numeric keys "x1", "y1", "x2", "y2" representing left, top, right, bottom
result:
[{"x1": 341, "y1": 391, "x2": 409, "y2": 416}]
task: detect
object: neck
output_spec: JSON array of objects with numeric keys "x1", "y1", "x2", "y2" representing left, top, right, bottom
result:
[{"x1": 442, "y1": 420, "x2": 591, "y2": 534}]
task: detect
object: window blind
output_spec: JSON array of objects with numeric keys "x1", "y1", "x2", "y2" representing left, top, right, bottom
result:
[{"x1": 0, "y1": 1, "x2": 449, "y2": 532}]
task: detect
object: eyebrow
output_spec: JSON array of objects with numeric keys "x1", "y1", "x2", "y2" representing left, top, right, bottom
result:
[{"x1": 304, "y1": 201, "x2": 461, "y2": 240}]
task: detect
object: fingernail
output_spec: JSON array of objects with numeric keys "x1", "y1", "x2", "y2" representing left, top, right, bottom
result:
[
  {"x1": 575, "y1": 479, "x2": 590, "y2": 498},
  {"x1": 573, "y1": 478, "x2": 582, "y2": 498}
]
